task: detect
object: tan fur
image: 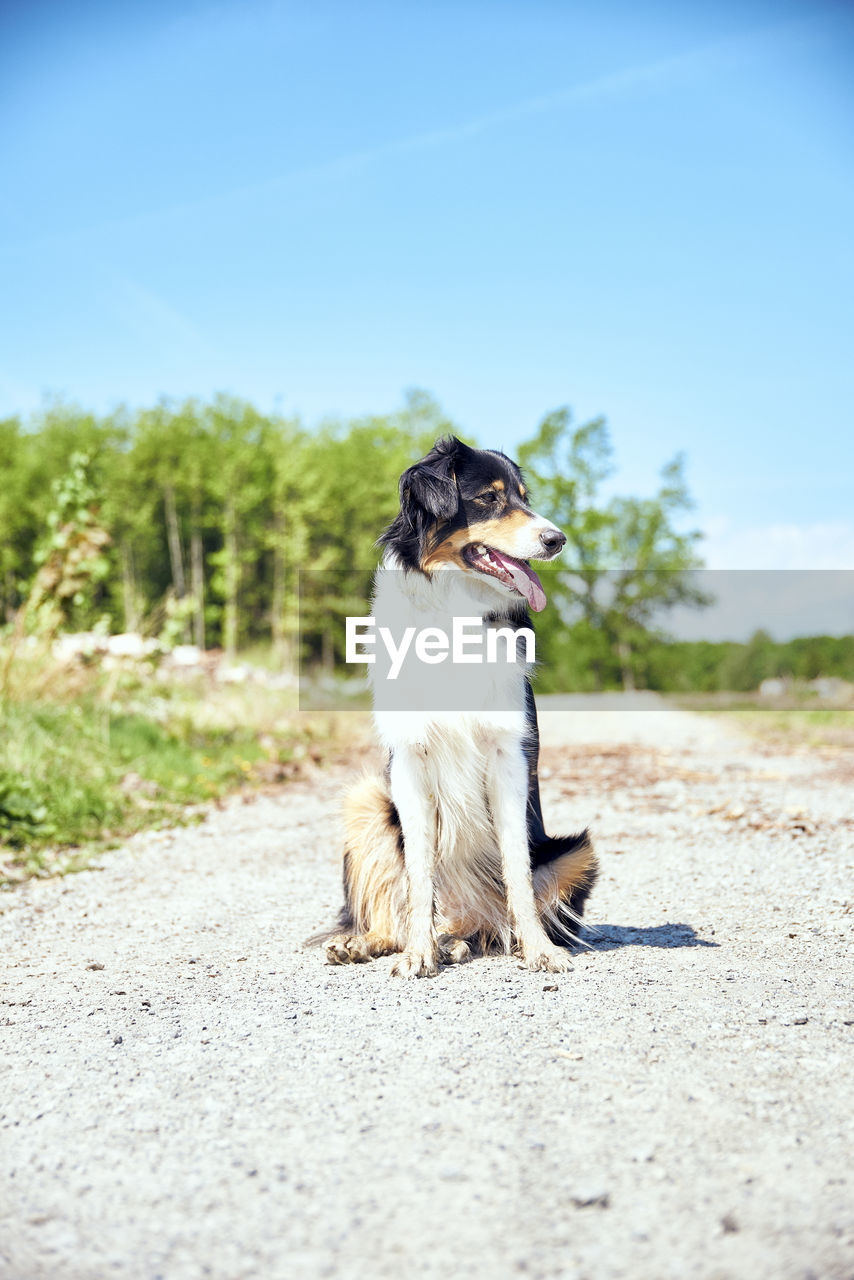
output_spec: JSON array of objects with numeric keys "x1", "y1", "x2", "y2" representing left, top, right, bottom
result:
[
  {"x1": 340, "y1": 774, "x2": 409, "y2": 944},
  {"x1": 326, "y1": 931, "x2": 397, "y2": 964},
  {"x1": 336, "y1": 771, "x2": 596, "y2": 960},
  {"x1": 421, "y1": 528, "x2": 470, "y2": 571},
  {"x1": 439, "y1": 936, "x2": 473, "y2": 964},
  {"x1": 421, "y1": 509, "x2": 541, "y2": 572}
]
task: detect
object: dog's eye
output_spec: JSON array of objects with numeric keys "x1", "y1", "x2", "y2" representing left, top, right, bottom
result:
[{"x1": 478, "y1": 491, "x2": 499, "y2": 505}]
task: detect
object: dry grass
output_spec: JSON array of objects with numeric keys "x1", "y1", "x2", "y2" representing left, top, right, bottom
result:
[{"x1": 700, "y1": 704, "x2": 854, "y2": 754}]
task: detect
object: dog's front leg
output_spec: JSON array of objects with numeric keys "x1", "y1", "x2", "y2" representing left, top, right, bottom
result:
[
  {"x1": 389, "y1": 745, "x2": 439, "y2": 978},
  {"x1": 488, "y1": 744, "x2": 573, "y2": 973}
]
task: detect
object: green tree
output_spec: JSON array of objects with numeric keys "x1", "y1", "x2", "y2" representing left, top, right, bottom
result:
[
  {"x1": 294, "y1": 393, "x2": 449, "y2": 667},
  {"x1": 519, "y1": 408, "x2": 708, "y2": 690},
  {"x1": 0, "y1": 417, "x2": 33, "y2": 623}
]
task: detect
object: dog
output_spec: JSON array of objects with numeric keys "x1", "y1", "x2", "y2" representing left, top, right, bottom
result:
[{"x1": 322, "y1": 435, "x2": 597, "y2": 977}]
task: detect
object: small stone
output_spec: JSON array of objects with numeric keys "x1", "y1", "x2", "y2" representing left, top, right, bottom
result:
[
  {"x1": 543, "y1": 984, "x2": 558, "y2": 993},
  {"x1": 631, "y1": 1148, "x2": 655, "y2": 1163},
  {"x1": 568, "y1": 1187, "x2": 610, "y2": 1209},
  {"x1": 86, "y1": 962, "x2": 105, "y2": 971},
  {"x1": 721, "y1": 1213, "x2": 739, "y2": 1234},
  {"x1": 112, "y1": 1034, "x2": 123, "y2": 1045}
]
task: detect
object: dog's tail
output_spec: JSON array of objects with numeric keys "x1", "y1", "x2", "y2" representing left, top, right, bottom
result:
[{"x1": 532, "y1": 830, "x2": 598, "y2": 945}]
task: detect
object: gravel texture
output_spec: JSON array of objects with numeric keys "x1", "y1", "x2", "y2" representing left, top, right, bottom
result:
[{"x1": 1, "y1": 695, "x2": 852, "y2": 1280}]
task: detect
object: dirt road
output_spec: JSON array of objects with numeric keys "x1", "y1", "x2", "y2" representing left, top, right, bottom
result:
[{"x1": 1, "y1": 696, "x2": 852, "y2": 1280}]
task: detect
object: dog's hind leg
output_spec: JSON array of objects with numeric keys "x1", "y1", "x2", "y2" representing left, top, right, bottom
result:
[
  {"x1": 326, "y1": 931, "x2": 397, "y2": 965},
  {"x1": 438, "y1": 935, "x2": 472, "y2": 965},
  {"x1": 323, "y1": 774, "x2": 408, "y2": 966}
]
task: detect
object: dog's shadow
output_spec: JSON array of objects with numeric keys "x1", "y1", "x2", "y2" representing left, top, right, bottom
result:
[{"x1": 582, "y1": 922, "x2": 718, "y2": 950}]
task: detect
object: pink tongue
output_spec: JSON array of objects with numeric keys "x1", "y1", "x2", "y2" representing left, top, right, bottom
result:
[{"x1": 489, "y1": 550, "x2": 548, "y2": 612}]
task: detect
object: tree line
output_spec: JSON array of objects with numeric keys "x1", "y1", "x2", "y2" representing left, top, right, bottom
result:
[
  {"x1": 533, "y1": 629, "x2": 854, "y2": 694},
  {"x1": 2, "y1": 392, "x2": 850, "y2": 690},
  {"x1": 0, "y1": 391, "x2": 452, "y2": 658}
]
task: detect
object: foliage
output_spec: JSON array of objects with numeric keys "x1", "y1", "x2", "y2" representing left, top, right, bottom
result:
[
  {"x1": 519, "y1": 409, "x2": 708, "y2": 689},
  {"x1": 3, "y1": 393, "x2": 851, "y2": 695},
  {"x1": 0, "y1": 391, "x2": 447, "y2": 660},
  {"x1": 0, "y1": 772, "x2": 57, "y2": 846},
  {"x1": 642, "y1": 631, "x2": 854, "y2": 694},
  {"x1": 532, "y1": 629, "x2": 854, "y2": 695},
  {"x1": 0, "y1": 670, "x2": 341, "y2": 881},
  {"x1": 28, "y1": 451, "x2": 112, "y2": 629}
]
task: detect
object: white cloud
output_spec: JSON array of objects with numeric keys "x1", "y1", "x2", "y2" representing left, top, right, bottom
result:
[{"x1": 702, "y1": 519, "x2": 854, "y2": 571}]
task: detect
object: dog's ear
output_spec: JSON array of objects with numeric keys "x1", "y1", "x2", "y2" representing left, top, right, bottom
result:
[{"x1": 399, "y1": 436, "x2": 461, "y2": 522}]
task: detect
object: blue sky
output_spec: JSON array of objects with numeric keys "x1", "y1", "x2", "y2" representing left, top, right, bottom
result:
[{"x1": 2, "y1": 0, "x2": 853, "y2": 573}]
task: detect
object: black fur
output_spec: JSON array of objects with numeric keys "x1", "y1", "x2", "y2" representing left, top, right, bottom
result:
[
  {"x1": 378, "y1": 435, "x2": 535, "y2": 572},
  {"x1": 381, "y1": 437, "x2": 596, "y2": 933},
  {"x1": 522, "y1": 674, "x2": 597, "y2": 926},
  {"x1": 378, "y1": 436, "x2": 462, "y2": 570},
  {"x1": 317, "y1": 435, "x2": 596, "y2": 953},
  {"x1": 523, "y1": 676, "x2": 549, "y2": 849}
]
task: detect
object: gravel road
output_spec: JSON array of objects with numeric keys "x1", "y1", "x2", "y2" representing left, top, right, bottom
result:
[{"x1": 2, "y1": 696, "x2": 852, "y2": 1280}]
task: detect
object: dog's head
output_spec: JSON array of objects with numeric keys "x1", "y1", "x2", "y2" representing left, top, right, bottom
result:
[{"x1": 379, "y1": 436, "x2": 566, "y2": 612}]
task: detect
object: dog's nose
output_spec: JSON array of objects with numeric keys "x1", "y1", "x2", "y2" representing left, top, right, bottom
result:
[{"x1": 539, "y1": 528, "x2": 566, "y2": 554}]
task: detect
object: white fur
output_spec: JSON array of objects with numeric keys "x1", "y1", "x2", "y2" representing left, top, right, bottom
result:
[{"x1": 372, "y1": 544, "x2": 572, "y2": 974}]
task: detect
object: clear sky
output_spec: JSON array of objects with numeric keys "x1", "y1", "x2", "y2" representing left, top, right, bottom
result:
[{"x1": 2, "y1": 0, "x2": 853, "y2": 573}]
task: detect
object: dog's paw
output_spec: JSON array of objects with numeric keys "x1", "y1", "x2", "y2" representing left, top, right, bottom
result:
[
  {"x1": 390, "y1": 948, "x2": 439, "y2": 979},
  {"x1": 439, "y1": 937, "x2": 472, "y2": 966},
  {"x1": 523, "y1": 943, "x2": 573, "y2": 973},
  {"x1": 326, "y1": 935, "x2": 371, "y2": 965}
]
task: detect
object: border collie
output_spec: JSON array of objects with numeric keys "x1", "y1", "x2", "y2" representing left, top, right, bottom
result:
[{"x1": 323, "y1": 435, "x2": 597, "y2": 976}]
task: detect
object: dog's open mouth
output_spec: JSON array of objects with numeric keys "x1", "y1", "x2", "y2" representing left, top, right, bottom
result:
[{"x1": 462, "y1": 543, "x2": 548, "y2": 612}]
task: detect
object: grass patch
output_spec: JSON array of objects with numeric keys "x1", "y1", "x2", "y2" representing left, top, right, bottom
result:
[{"x1": 0, "y1": 662, "x2": 348, "y2": 886}]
